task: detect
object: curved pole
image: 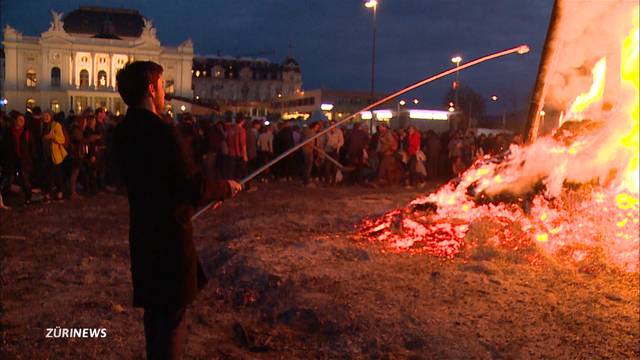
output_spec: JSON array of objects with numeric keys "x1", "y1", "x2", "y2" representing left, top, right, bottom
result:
[{"x1": 192, "y1": 44, "x2": 530, "y2": 221}]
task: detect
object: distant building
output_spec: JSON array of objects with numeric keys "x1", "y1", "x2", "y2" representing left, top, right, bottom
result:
[
  {"x1": 276, "y1": 88, "x2": 384, "y2": 122},
  {"x1": 192, "y1": 55, "x2": 302, "y2": 118},
  {"x1": 2, "y1": 6, "x2": 193, "y2": 114}
]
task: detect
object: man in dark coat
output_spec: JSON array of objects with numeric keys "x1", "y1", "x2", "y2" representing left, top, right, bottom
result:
[
  {"x1": 346, "y1": 122, "x2": 369, "y2": 184},
  {"x1": 113, "y1": 61, "x2": 241, "y2": 359}
]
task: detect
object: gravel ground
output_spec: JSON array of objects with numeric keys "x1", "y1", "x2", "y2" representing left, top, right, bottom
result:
[{"x1": 1, "y1": 182, "x2": 638, "y2": 359}]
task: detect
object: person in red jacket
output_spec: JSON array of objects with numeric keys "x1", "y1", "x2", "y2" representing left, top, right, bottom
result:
[
  {"x1": 407, "y1": 126, "x2": 424, "y2": 187},
  {"x1": 2, "y1": 112, "x2": 36, "y2": 204}
]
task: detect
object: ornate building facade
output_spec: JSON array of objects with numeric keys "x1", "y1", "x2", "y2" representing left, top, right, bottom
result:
[
  {"x1": 191, "y1": 55, "x2": 302, "y2": 118},
  {"x1": 2, "y1": 6, "x2": 193, "y2": 115}
]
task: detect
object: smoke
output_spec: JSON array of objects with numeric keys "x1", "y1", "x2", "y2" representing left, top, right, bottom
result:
[
  {"x1": 466, "y1": 0, "x2": 639, "y2": 198},
  {"x1": 545, "y1": 0, "x2": 637, "y2": 110}
]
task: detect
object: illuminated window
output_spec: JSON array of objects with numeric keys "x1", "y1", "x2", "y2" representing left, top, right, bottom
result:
[
  {"x1": 165, "y1": 79, "x2": 175, "y2": 94},
  {"x1": 213, "y1": 66, "x2": 223, "y2": 78},
  {"x1": 95, "y1": 97, "x2": 107, "y2": 109},
  {"x1": 50, "y1": 99, "x2": 60, "y2": 113},
  {"x1": 113, "y1": 98, "x2": 124, "y2": 115},
  {"x1": 26, "y1": 98, "x2": 36, "y2": 110},
  {"x1": 76, "y1": 96, "x2": 88, "y2": 113},
  {"x1": 51, "y1": 67, "x2": 61, "y2": 88},
  {"x1": 26, "y1": 70, "x2": 37, "y2": 88},
  {"x1": 79, "y1": 69, "x2": 89, "y2": 88},
  {"x1": 97, "y1": 70, "x2": 107, "y2": 88}
]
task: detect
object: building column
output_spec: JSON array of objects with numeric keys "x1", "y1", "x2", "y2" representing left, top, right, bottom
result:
[
  {"x1": 89, "y1": 53, "x2": 94, "y2": 88},
  {"x1": 69, "y1": 53, "x2": 73, "y2": 86}
]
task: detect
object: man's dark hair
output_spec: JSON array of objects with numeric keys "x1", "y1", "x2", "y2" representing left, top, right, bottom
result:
[{"x1": 116, "y1": 61, "x2": 163, "y2": 107}]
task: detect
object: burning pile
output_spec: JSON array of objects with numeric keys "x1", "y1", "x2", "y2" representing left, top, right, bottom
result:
[{"x1": 360, "y1": 5, "x2": 639, "y2": 272}]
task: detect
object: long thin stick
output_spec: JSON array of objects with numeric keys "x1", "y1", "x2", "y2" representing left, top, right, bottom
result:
[
  {"x1": 313, "y1": 145, "x2": 344, "y2": 169},
  {"x1": 191, "y1": 44, "x2": 530, "y2": 221}
]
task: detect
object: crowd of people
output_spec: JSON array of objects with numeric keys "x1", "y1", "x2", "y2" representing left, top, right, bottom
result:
[
  {"x1": 0, "y1": 106, "x2": 521, "y2": 208},
  {"x1": 0, "y1": 107, "x2": 120, "y2": 208}
]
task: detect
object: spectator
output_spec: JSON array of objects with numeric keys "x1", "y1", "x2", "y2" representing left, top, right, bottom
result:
[
  {"x1": 377, "y1": 124, "x2": 401, "y2": 185},
  {"x1": 177, "y1": 113, "x2": 200, "y2": 164},
  {"x1": 83, "y1": 115, "x2": 101, "y2": 195},
  {"x1": 95, "y1": 107, "x2": 109, "y2": 189},
  {"x1": 41, "y1": 110, "x2": 67, "y2": 201},
  {"x1": 426, "y1": 130, "x2": 441, "y2": 180},
  {"x1": 2, "y1": 112, "x2": 35, "y2": 204},
  {"x1": 346, "y1": 122, "x2": 369, "y2": 185},
  {"x1": 274, "y1": 122, "x2": 296, "y2": 180},
  {"x1": 301, "y1": 121, "x2": 321, "y2": 186},
  {"x1": 406, "y1": 125, "x2": 424, "y2": 187},
  {"x1": 246, "y1": 119, "x2": 260, "y2": 174},
  {"x1": 68, "y1": 115, "x2": 86, "y2": 199},
  {"x1": 225, "y1": 117, "x2": 247, "y2": 180},
  {"x1": 452, "y1": 156, "x2": 466, "y2": 178},
  {"x1": 322, "y1": 124, "x2": 344, "y2": 185},
  {"x1": 257, "y1": 125, "x2": 274, "y2": 181}
]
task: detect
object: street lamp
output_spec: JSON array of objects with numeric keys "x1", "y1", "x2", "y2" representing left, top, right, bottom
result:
[
  {"x1": 365, "y1": 0, "x2": 378, "y2": 132},
  {"x1": 451, "y1": 56, "x2": 462, "y2": 111},
  {"x1": 397, "y1": 99, "x2": 406, "y2": 120},
  {"x1": 488, "y1": 94, "x2": 507, "y2": 129}
]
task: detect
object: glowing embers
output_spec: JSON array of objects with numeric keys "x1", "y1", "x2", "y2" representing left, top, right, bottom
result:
[
  {"x1": 359, "y1": 185, "x2": 639, "y2": 272},
  {"x1": 358, "y1": 6, "x2": 639, "y2": 273}
]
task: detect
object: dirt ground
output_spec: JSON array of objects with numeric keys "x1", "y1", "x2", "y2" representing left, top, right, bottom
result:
[{"x1": 1, "y1": 182, "x2": 639, "y2": 359}]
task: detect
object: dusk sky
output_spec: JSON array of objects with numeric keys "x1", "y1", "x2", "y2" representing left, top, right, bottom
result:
[{"x1": 1, "y1": 0, "x2": 554, "y2": 114}]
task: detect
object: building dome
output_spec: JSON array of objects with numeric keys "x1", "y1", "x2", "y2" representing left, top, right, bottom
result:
[
  {"x1": 282, "y1": 56, "x2": 300, "y2": 72},
  {"x1": 62, "y1": 6, "x2": 145, "y2": 38}
]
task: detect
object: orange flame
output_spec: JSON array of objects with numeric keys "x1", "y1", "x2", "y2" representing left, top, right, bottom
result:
[{"x1": 568, "y1": 57, "x2": 607, "y2": 116}]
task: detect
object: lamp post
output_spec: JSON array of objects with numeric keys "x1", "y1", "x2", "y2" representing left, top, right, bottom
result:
[
  {"x1": 451, "y1": 56, "x2": 462, "y2": 110},
  {"x1": 365, "y1": 0, "x2": 378, "y2": 132},
  {"x1": 396, "y1": 99, "x2": 406, "y2": 125},
  {"x1": 489, "y1": 95, "x2": 507, "y2": 129},
  {"x1": 277, "y1": 93, "x2": 283, "y2": 120}
]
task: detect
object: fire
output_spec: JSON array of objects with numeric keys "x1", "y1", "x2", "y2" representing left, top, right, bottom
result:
[
  {"x1": 619, "y1": 11, "x2": 639, "y2": 195},
  {"x1": 568, "y1": 57, "x2": 607, "y2": 116},
  {"x1": 358, "y1": 7, "x2": 639, "y2": 273}
]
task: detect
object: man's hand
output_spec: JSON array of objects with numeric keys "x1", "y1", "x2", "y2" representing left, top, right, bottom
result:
[{"x1": 228, "y1": 180, "x2": 242, "y2": 197}]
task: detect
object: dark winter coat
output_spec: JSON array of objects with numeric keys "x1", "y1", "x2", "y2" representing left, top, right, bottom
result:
[
  {"x1": 113, "y1": 108, "x2": 231, "y2": 309},
  {"x1": 2, "y1": 126, "x2": 36, "y2": 172}
]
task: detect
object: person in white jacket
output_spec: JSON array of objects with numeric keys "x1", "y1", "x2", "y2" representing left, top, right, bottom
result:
[
  {"x1": 322, "y1": 126, "x2": 344, "y2": 184},
  {"x1": 256, "y1": 126, "x2": 274, "y2": 181}
]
